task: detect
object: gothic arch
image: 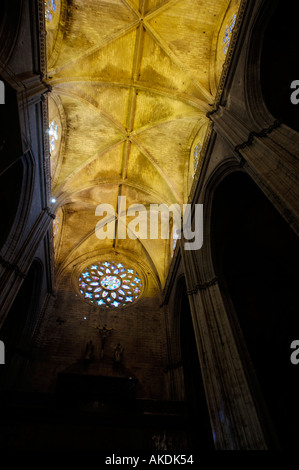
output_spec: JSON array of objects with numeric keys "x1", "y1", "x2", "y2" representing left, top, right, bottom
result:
[
  {"x1": 0, "y1": 151, "x2": 35, "y2": 257},
  {"x1": 244, "y1": 0, "x2": 299, "y2": 131},
  {"x1": 0, "y1": 0, "x2": 23, "y2": 71},
  {"x1": 207, "y1": 167, "x2": 299, "y2": 449}
]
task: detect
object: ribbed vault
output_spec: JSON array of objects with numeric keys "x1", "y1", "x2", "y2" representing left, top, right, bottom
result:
[{"x1": 46, "y1": 0, "x2": 241, "y2": 293}]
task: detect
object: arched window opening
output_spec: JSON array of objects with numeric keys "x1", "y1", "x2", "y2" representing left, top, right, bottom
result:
[
  {"x1": 0, "y1": 159, "x2": 23, "y2": 249},
  {"x1": 45, "y1": 0, "x2": 57, "y2": 23},
  {"x1": 49, "y1": 119, "x2": 59, "y2": 154},
  {"x1": 223, "y1": 13, "x2": 236, "y2": 54},
  {"x1": 193, "y1": 142, "x2": 202, "y2": 178}
]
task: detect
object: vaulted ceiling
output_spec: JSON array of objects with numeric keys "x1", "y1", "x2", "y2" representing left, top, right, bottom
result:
[{"x1": 46, "y1": 0, "x2": 241, "y2": 295}]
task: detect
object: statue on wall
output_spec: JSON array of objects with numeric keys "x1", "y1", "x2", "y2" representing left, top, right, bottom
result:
[
  {"x1": 152, "y1": 430, "x2": 172, "y2": 450},
  {"x1": 113, "y1": 343, "x2": 124, "y2": 364},
  {"x1": 83, "y1": 339, "x2": 95, "y2": 366},
  {"x1": 94, "y1": 324, "x2": 116, "y2": 358}
]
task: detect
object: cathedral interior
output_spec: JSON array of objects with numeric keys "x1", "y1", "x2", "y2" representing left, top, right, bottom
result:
[{"x1": 0, "y1": 0, "x2": 298, "y2": 451}]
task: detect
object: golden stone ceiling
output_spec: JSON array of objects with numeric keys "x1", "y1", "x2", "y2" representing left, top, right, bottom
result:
[{"x1": 46, "y1": 0, "x2": 241, "y2": 294}]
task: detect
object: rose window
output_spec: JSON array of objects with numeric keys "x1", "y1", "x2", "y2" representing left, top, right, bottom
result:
[{"x1": 78, "y1": 261, "x2": 143, "y2": 308}]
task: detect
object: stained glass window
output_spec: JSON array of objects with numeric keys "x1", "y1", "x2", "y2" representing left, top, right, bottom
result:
[
  {"x1": 101, "y1": 276, "x2": 121, "y2": 290},
  {"x1": 193, "y1": 142, "x2": 202, "y2": 177},
  {"x1": 223, "y1": 14, "x2": 236, "y2": 54},
  {"x1": 45, "y1": 0, "x2": 57, "y2": 23},
  {"x1": 78, "y1": 261, "x2": 143, "y2": 308},
  {"x1": 49, "y1": 120, "x2": 58, "y2": 154},
  {"x1": 172, "y1": 228, "x2": 180, "y2": 252},
  {"x1": 53, "y1": 212, "x2": 60, "y2": 238}
]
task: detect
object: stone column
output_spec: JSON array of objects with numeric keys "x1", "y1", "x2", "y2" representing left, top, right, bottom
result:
[{"x1": 179, "y1": 231, "x2": 268, "y2": 449}]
